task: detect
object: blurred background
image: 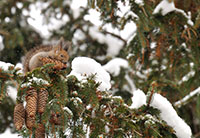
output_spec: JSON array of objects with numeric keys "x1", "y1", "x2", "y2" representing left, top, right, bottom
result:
[{"x1": 0, "y1": 0, "x2": 200, "y2": 137}]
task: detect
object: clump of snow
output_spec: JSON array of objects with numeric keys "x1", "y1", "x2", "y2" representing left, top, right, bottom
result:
[
  {"x1": 70, "y1": 0, "x2": 87, "y2": 19},
  {"x1": 105, "y1": 34, "x2": 124, "y2": 57},
  {"x1": 150, "y1": 93, "x2": 192, "y2": 138},
  {"x1": 89, "y1": 26, "x2": 124, "y2": 57},
  {"x1": 129, "y1": 89, "x2": 192, "y2": 138},
  {"x1": 0, "y1": 61, "x2": 14, "y2": 71},
  {"x1": 7, "y1": 86, "x2": 17, "y2": 101},
  {"x1": 150, "y1": 42, "x2": 157, "y2": 49},
  {"x1": 135, "y1": 0, "x2": 144, "y2": 6},
  {"x1": 69, "y1": 57, "x2": 111, "y2": 91},
  {"x1": 73, "y1": 29, "x2": 86, "y2": 42},
  {"x1": 153, "y1": 0, "x2": 176, "y2": 16},
  {"x1": 84, "y1": 9, "x2": 102, "y2": 26},
  {"x1": 15, "y1": 63, "x2": 23, "y2": 74},
  {"x1": 130, "y1": 89, "x2": 146, "y2": 109},
  {"x1": 153, "y1": 0, "x2": 194, "y2": 26},
  {"x1": 103, "y1": 58, "x2": 129, "y2": 76}
]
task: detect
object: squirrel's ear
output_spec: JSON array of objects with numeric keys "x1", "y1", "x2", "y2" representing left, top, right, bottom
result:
[
  {"x1": 55, "y1": 37, "x2": 64, "y2": 51},
  {"x1": 54, "y1": 37, "x2": 72, "y2": 51},
  {"x1": 63, "y1": 41, "x2": 72, "y2": 52}
]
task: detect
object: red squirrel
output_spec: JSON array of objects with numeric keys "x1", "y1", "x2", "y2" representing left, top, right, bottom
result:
[{"x1": 23, "y1": 38, "x2": 71, "y2": 73}]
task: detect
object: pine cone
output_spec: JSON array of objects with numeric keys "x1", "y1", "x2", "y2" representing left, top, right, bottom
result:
[
  {"x1": 49, "y1": 112, "x2": 61, "y2": 125},
  {"x1": 14, "y1": 103, "x2": 25, "y2": 130},
  {"x1": 25, "y1": 113, "x2": 35, "y2": 130},
  {"x1": 39, "y1": 57, "x2": 54, "y2": 64},
  {"x1": 53, "y1": 60, "x2": 67, "y2": 70},
  {"x1": 35, "y1": 123, "x2": 45, "y2": 138},
  {"x1": 26, "y1": 88, "x2": 38, "y2": 118},
  {"x1": 37, "y1": 88, "x2": 48, "y2": 114},
  {"x1": 39, "y1": 57, "x2": 67, "y2": 70}
]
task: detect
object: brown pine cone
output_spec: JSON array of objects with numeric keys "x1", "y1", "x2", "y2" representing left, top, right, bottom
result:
[
  {"x1": 53, "y1": 60, "x2": 67, "y2": 70},
  {"x1": 14, "y1": 103, "x2": 25, "y2": 130},
  {"x1": 25, "y1": 113, "x2": 35, "y2": 130},
  {"x1": 49, "y1": 112, "x2": 61, "y2": 125},
  {"x1": 39, "y1": 57, "x2": 54, "y2": 64},
  {"x1": 39, "y1": 57, "x2": 67, "y2": 70},
  {"x1": 37, "y1": 88, "x2": 48, "y2": 114},
  {"x1": 35, "y1": 123, "x2": 45, "y2": 138},
  {"x1": 25, "y1": 88, "x2": 38, "y2": 118}
]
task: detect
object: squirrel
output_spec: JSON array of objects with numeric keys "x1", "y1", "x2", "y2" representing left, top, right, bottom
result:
[{"x1": 23, "y1": 37, "x2": 71, "y2": 73}]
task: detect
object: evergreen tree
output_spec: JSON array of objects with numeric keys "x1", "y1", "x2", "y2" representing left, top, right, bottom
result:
[{"x1": 0, "y1": 0, "x2": 200, "y2": 137}]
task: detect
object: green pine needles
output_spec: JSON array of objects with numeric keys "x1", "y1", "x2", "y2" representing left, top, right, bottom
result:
[{"x1": 1, "y1": 64, "x2": 177, "y2": 137}]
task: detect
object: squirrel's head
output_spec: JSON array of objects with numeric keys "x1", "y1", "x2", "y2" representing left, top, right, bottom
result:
[{"x1": 52, "y1": 37, "x2": 71, "y2": 64}]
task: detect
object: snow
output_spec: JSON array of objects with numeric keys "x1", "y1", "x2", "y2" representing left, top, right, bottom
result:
[
  {"x1": 15, "y1": 63, "x2": 23, "y2": 74},
  {"x1": 0, "y1": 61, "x2": 22, "y2": 101},
  {"x1": 178, "y1": 71, "x2": 195, "y2": 85},
  {"x1": 84, "y1": 9, "x2": 102, "y2": 26},
  {"x1": 150, "y1": 93, "x2": 192, "y2": 138},
  {"x1": 69, "y1": 57, "x2": 111, "y2": 91},
  {"x1": 89, "y1": 26, "x2": 124, "y2": 57},
  {"x1": 125, "y1": 74, "x2": 136, "y2": 92},
  {"x1": 103, "y1": 58, "x2": 129, "y2": 76},
  {"x1": 0, "y1": 35, "x2": 4, "y2": 51},
  {"x1": 27, "y1": 2, "x2": 69, "y2": 38},
  {"x1": 21, "y1": 76, "x2": 49, "y2": 88},
  {"x1": 84, "y1": 1, "x2": 136, "y2": 57},
  {"x1": 130, "y1": 89, "x2": 146, "y2": 109},
  {"x1": 174, "y1": 87, "x2": 200, "y2": 108},
  {"x1": 63, "y1": 106, "x2": 73, "y2": 116},
  {"x1": 0, "y1": 61, "x2": 14, "y2": 70},
  {"x1": 0, "y1": 129, "x2": 19, "y2": 138},
  {"x1": 7, "y1": 86, "x2": 17, "y2": 101},
  {"x1": 129, "y1": 89, "x2": 192, "y2": 138},
  {"x1": 16, "y1": 1, "x2": 136, "y2": 57},
  {"x1": 153, "y1": 0, "x2": 176, "y2": 16},
  {"x1": 153, "y1": 0, "x2": 194, "y2": 26},
  {"x1": 135, "y1": 0, "x2": 144, "y2": 6},
  {"x1": 150, "y1": 42, "x2": 157, "y2": 49}
]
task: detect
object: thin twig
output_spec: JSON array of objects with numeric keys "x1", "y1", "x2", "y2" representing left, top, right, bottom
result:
[{"x1": 102, "y1": 30, "x2": 127, "y2": 45}]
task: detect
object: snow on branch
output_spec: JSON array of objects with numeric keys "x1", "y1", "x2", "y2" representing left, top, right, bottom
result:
[
  {"x1": 130, "y1": 89, "x2": 192, "y2": 138},
  {"x1": 69, "y1": 57, "x2": 111, "y2": 91},
  {"x1": 0, "y1": 61, "x2": 14, "y2": 70},
  {"x1": 174, "y1": 87, "x2": 200, "y2": 108},
  {"x1": 153, "y1": 0, "x2": 193, "y2": 26},
  {"x1": 129, "y1": 89, "x2": 146, "y2": 109},
  {"x1": 150, "y1": 93, "x2": 192, "y2": 138},
  {"x1": 103, "y1": 58, "x2": 128, "y2": 76}
]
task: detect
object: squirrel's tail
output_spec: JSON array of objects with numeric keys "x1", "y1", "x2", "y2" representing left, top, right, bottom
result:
[
  {"x1": 22, "y1": 53, "x2": 30, "y2": 73},
  {"x1": 22, "y1": 45, "x2": 52, "y2": 73}
]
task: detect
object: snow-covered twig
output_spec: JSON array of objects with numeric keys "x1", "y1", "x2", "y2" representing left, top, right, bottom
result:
[{"x1": 174, "y1": 87, "x2": 200, "y2": 108}]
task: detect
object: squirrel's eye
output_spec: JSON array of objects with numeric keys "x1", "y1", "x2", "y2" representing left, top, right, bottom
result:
[{"x1": 60, "y1": 55, "x2": 64, "y2": 57}]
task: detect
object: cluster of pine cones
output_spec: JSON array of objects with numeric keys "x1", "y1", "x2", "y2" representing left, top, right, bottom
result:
[
  {"x1": 14, "y1": 88, "x2": 48, "y2": 137},
  {"x1": 14, "y1": 57, "x2": 66, "y2": 137}
]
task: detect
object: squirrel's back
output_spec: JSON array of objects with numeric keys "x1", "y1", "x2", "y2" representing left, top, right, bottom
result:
[
  {"x1": 23, "y1": 38, "x2": 71, "y2": 73},
  {"x1": 23, "y1": 45, "x2": 53, "y2": 73}
]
